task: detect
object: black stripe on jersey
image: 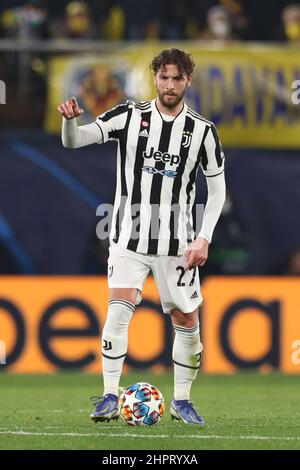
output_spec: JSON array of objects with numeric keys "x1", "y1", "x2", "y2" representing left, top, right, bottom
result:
[
  {"x1": 135, "y1": 106, "x2": 152, "y2": 113},
  {"x1": 97, "y1": 103, "x2": 129, "y2": 122},
  {"x1": 127, "y1": 110, "x2": 152, "y2": 251},
  {"x1": 135, "y1": 101, "x2": 151, "y2": 109},
  {"x1": 94, "y1": 121, "x2": 104, "y2": 141},
  {"x1": 135, "y1": 106, "x2": 152, "y2": 112},
  {"x1": 136, "y1": 100, "x2": 151, "y2": 105},
  {"x1": 147, "y1": 120, "x2": 174, "y2": 254},
  {"x1": 108, "y1": 130, "x2": 119, "y2": 140},
  {"x1": 210, "y1": 123, "x2": 223, "y2": 167},
  {"x1": 185, "y1": 125, "x2": 210, "y2": 241},
  {"x1": 113, "y1": 108, "x2": 133, "y2": 243},
  {"x1": 135, "y1": 108, "x2": 151, "y2": 114},
  {"x1": 198, "y1": 125, "x2": 210, "y2": 171},
  {"x1": 205, "y1": 169, "x2": 224, "y2": 177},
  {"x1": 168, "y1": 116, "x2": 195, "y2": 256},
  {"x1": 187, "y1": 109, "x2": 211, "y2": 125}
]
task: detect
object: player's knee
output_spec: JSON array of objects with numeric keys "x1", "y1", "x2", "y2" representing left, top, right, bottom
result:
[
  {"x1": 105, "y1": 298, "x2": 135, "y2": 329},
  {"x1": 170, "y1": 307, "x2": 199, "y2": 328},
  {"x1": 109, "y1": 288, "x2": 137, "y2": 305}
]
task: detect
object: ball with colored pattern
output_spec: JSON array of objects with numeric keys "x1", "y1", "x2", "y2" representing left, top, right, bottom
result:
[{"x1": 119, "y1": 382, "x2": 165, "y2": 426}]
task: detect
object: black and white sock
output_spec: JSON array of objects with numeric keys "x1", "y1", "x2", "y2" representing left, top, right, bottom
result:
[
  {"x1": 172, "y1": 323, "x2": 203, "y2": 400},
  {"x1": 102, "y1": 299, "x2": 135, "y2": 396}
]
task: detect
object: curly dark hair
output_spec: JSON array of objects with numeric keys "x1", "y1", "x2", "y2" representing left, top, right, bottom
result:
[{"x1": 150, "y1": 49, "x2": 195, "y2": 76}]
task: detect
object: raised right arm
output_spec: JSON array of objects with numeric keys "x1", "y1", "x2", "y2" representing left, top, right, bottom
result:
[{"x1": 58, "y1": 97, "x2": 102, "y2": 148}]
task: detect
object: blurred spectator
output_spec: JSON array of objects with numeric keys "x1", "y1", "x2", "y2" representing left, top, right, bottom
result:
[
  {"x1": 185, "y1": 0, "x2": 217, "y2": 39},
  {"x1": 242, "y1": 0, "x2": 290, "y2": 41},
  {"x1": 160, "y1": 0, "x2": 189, "y2": 40},
  {"x1": 101, "y1": 3, "x2": 125, "y2": 40},
  {"x1": 219, "y1": 0, "x2": 251, "y2": 40},
  {"x1": 51, "y1": 1, "x2": 96, "y2": 39},
  {"x1": 281, "y1": 3, "x2": 300, "y2": 42},
  {"x1": 122, "y1": 0, "x2": 161, "y2": 40},
  {"x1": 0, "y1": 0, "x2": 48, "y2": 113},
  {"x1": 65, "y1": 1, "x2": 95, "y2": 39},
  {"x1": 198, "y1": 5, "x2": 238, "y2": 41},
  {"x1": 1, "y1": 0, "x2": 49, "y2": 39},
  {"x1": 1, "y1": 0, "x2": 295, "y2": 41}
]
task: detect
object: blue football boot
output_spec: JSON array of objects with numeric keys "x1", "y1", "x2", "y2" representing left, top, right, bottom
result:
[
  {"x1": 170, "y1": 399, "x2": 205, "y2": 426},
  {"x1": 90, "y1": 394, "x2": 119, "y2": 422}
]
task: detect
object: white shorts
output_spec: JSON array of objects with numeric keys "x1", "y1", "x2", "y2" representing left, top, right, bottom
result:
[{"x1": 107, "y1": 243, "x2": 202, "y2": 314}]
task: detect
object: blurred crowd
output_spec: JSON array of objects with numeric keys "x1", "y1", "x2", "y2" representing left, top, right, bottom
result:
[
  {"x1": 1, "y1": 0, "x2": 300, "y2": 42},
  {"x1": 1, "y1": 0, "x2": 300, "y2": 277}
]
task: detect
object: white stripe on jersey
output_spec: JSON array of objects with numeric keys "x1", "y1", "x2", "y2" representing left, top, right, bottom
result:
[
  {"x1": 119, "y1": 109, "x2": 140, "y2": 246},
  {"x1": 156, "y1": 110, "x2": 185, "y2": 254},
  {"x1": 95, "y1": 99, "x2": 224, "y2": 256},
  {"x1": 138, "y1": 106, "x2": 163, "y2": 253}
]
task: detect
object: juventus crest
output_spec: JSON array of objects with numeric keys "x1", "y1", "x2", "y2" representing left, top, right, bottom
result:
[{"x1": 182, "y1": 131, "x2": 193, "y2": 148}]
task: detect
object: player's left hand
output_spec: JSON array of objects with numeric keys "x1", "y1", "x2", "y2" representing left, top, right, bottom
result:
[{"x1": 184, "y1": 237, "x2": 209, "y2": 271}]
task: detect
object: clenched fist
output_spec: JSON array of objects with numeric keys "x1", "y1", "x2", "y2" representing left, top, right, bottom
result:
[{"x1": 57, "y1": 96, "x2": 84, "y2": 119}]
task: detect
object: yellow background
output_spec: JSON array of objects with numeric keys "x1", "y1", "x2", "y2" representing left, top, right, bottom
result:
[{"x1": 46, "y1": 44, "x2": 300, "y2": 147}]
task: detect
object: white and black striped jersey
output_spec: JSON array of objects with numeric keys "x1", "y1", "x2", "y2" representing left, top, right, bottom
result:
[{"x1": 95, "y1": 99, "x2": 224, "y2": 256}]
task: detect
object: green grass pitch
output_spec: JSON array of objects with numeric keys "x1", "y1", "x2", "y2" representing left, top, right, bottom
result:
[{"x1": 0, "y1": 372, "x2": 299, "y2": 450}]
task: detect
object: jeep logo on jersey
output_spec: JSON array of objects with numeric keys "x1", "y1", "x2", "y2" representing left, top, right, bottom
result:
[{"x1": 142, "y1": 147, "x2": 181, "y2": 166}]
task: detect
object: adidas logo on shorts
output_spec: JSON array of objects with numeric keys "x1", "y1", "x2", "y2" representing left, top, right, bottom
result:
[{"x1": 190, "y1": 291, "x2": 198, "y2": 299}]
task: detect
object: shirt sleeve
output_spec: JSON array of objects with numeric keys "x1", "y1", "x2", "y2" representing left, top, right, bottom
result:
[
  {"x1": 200, "y1": 123, "x2": 225, "y2": 177},
  {"x1": 62, "y1": 118, "x2": 102, "y2": 148},
  {"x1": 198, "y1": 172, "x2": 226, "y2": 243},
  {"x1": 94, "y1": 103, "x2": 131, "y2": 143}
]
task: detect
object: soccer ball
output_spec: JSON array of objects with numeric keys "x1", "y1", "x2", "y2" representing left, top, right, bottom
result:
[{"x1": 119, "y1": 382, "x2": 165, "y2": 426}]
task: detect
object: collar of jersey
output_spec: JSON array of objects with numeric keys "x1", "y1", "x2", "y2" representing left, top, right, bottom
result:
[{"x1": 152, "y1": 99, "x2": 187, "y2": 123}]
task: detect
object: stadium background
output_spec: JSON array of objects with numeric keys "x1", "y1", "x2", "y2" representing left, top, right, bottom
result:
[{"x1": 0, "y1": 0, "x2": 300, "y2": 451}]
